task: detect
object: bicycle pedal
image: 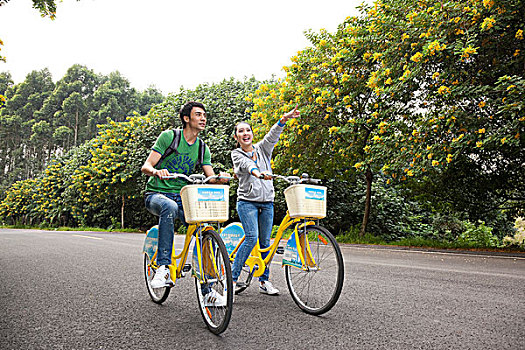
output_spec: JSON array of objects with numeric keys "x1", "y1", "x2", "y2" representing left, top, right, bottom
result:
[
  {"x1": 182, "y1": 264, "x2": 192, "y2": 272},
  {"x1": 276, "y1": 247, "x2": 285, "y2": 254}
]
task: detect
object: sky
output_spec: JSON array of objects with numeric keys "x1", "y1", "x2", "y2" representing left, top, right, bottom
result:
[{"x1": 0, "y1": 0, "x2": 364, "y2": 94}]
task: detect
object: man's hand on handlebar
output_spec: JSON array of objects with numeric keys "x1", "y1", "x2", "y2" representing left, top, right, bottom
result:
[
  {"x1": 152, "y1": 168, "x2": 170, "y2": 179},
  {"x1": 214, "y1": 172, "x2": 231, "y2": 184}
]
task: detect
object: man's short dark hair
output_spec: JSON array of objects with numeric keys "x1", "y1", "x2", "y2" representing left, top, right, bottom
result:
[{"x1": 179, "y1": 101, "x2": 206, "y2": 128}]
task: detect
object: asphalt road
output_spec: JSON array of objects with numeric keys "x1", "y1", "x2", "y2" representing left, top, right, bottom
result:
[{"x1": 1, "y1": 229, "x2": 524, "y2": 350}]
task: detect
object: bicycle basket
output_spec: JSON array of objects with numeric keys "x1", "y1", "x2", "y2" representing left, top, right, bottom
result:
[
  {"x1": 284, "y1": 184, "x2": 327, "y2": 219},
  {"x1": 180, "y1": 185, "x2": 229, "y2": 223}
]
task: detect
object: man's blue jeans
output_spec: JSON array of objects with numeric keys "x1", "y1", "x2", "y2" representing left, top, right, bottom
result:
[
  {"x1": 144, "y1": 192, "x2": 187, "y2": 266},
  {"x1": 231, "y1": 200, "x2": 274, "y2": 282}
]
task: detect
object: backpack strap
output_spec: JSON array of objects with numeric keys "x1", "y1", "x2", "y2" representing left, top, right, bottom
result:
[
  {"x1": 157, "y1": 129, "x2": 181, "y2": 167},
  {"x1": 157, "y1": 129, "x2": 207, "y2": 171},
  {"x1": 196, "y1": 138, "x2": 206, "y2": 169}
]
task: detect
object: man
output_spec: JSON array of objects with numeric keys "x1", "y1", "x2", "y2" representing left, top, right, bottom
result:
[{"x1": 141, "y1": 101, "x2": 228, "y2": 288}]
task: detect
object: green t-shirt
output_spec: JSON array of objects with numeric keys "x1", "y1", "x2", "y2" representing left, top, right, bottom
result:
[{"x1": 145, "y1": 130, "x2": 212, "y2": 193}]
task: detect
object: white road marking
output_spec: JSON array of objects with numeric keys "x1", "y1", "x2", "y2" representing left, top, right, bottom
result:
[{"x1": 72, "y1": 234, "x2": 103, "y2": 240}]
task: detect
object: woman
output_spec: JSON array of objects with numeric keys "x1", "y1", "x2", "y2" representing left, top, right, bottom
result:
[{"x1": 231, "y1": 106, "x2": 300, "y2": 295}]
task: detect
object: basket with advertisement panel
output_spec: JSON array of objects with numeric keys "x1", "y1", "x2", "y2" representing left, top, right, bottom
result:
[
  {"x1": 180, "y1": 185, "x2": 229, "y2": 223},
  {"x1": 284, "y1": 184, "x2": 327, "y2": 219}
]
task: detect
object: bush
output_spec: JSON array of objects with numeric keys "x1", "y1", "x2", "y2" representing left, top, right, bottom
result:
[
  {"x1": 456, "y1": 221, "x2": 500, "y2": 248},
  {"x1": 502, "y1": 217, "x2": 525, "y2": 249}
]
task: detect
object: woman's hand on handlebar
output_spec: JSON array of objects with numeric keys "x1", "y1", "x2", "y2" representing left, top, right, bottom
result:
[{"x1": 257, "y1": 171, "x2": 273, "y2": 180}]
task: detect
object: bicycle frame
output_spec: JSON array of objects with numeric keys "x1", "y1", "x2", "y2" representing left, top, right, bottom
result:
[
  {"x1": 146, "y1": 223, "x2": 221, "y2": 283},
  {"x1": 227, "y1": 212, "x2": 318, "y2": 277}
]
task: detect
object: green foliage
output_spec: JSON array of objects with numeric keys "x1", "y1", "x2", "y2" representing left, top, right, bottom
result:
[
  {"x1": 0, "y1": 77, "x2": 263, "y2": 229},
  {"x1": 248, "y1": 0, "x2": 523, "y2": 237},
  {"x1": 456, "y1": 221, "x2": 500, "y2": 248},
  {"x1": 0, "y1": 65, "x2": 166, "y2": 198},
  {"x1": 1, "y1": 0, "x2": 522, "y2": 248},
  {"x1": 336, "y1": 228, "x2": 387, "y2": 245}
]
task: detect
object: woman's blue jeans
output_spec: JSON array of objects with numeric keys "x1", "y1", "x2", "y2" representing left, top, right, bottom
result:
[
  {"x1": 231, "y1": 200, "x2": 274, "y2": 282},
  {"x1": 144, "y1": 192, "x2": 187, "y2": 266}
]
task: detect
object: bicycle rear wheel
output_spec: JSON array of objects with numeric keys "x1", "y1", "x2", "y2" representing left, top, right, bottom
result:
[
  {"x1": 194, "y1": 229, "x2": 233, "y2": 334},
  {"x1": 144, "y1": 253, "x2": 171, "y2": 304},
  {"x1": 285, "y1": 225, "x2": 344, "y2": 315}
]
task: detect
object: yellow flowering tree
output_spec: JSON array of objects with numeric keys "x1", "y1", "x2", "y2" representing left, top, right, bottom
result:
[{"x1": 251, "y1": 0, "x2": 524, "y2": 235}]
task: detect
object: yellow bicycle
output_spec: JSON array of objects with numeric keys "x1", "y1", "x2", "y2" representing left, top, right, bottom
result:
[
  {"x1": 221, "y1": 173, "x2": 344, "y2": 315},
  {"x1": 143, "y1": 173, "x2": 233, "y2": 334}
]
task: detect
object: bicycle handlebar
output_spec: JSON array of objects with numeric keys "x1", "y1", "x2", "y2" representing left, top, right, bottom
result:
[
  {"x1": 258, "y1": 172, "x2": 322, "y2": 185},
  {"x1": 161, "y1": 173, "x2": 232, "y2": 184}
]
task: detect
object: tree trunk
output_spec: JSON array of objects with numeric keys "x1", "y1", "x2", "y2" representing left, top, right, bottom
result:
[
  {"x1": 74, "y1": 110, "x2": 79, "y2": 147},
  {"x1": 121, "y1": 194, "x2": 125, "y2": 229},
  {"x1": 360, "y1": 166, "x2": 373, "y2": 237}
]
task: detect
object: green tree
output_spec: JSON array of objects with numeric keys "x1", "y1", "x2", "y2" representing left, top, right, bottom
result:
[
  {"x1": 71, "y1": 77, "x2": 261, "y2": 229},
  {"x1": 36, "y1": 64, "x2": 99, "y2": 150},
  {"x1": 137, "y1": 85, "x2": 165, "y2": 116},
  {"x1": 0, "y1": 68, "x2": 55, "y2": 191}
]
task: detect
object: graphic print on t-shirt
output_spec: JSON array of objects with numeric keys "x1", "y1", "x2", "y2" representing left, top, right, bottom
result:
[{"x1": 165, "y1": 152, "x2": 195, "y2": 175}]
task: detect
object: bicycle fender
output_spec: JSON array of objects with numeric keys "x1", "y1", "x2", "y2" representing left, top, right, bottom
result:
[
  {"x1": 282, "y1": 222, "x2": 316, "y2": 269},
  {"x1": 143, "y1": 225, "x2": 159, "y2": 259},
  {"x1": 219, "y1": 222, "x2": 245, "y2": 256}
]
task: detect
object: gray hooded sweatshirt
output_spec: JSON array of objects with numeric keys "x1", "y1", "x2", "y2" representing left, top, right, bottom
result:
[{"x1": 231, "y1": 122, "x2": 284, "y2": 203}]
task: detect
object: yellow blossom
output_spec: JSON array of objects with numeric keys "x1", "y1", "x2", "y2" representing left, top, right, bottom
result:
[
  {"x1": 329, "y1": 126, "x2": 340, "y2": 134},
  {"x1": 516, "y1": 30, "x2": 524, "y2": 40},
  {"x1": 432, "y1": 160, "x2": 439, "y2": 166},
  {"x1": 432, "y1": 72, "x2": 440, "y2": 80},
  {"x1": 483, "y1": 0, "x2": 494, "y2": 8},
  {"x1": 438, "y1": 86, "x2": 450, "y2": 94},
  {"x1": 461, "y1": 45, "x2": 478, "y2": 58},
  {"x1": 354, "y1": 162, "x2": 363, "y2": 169},
  {"x1": 478, "y1": 128, "x2": 486, "y2": 134},
  {"x1": 446, "y1": 154, "x2": 453, "y2": 163},
  {"x1": 427, "y1": 40, "x2": 446, "y2": 55},
  {"x1": 385, "y1": 77, "x2": 392, "y2": 85},
  {"x1": 478, "y1": 101, "x2": 486, "y2": 108},
  {"x1": 401, "y1": 33, "x2": 409, "y2": 42},
  {"x1": 501, "y1": 137, "x2": 507, "y2": 144},
  {"x1": 481, "y1": 17, "x2": 496, "y2": 30},
  {"x1": 410, "y1": 52, "x2": 423, "y2": 62},
  {"x1": 476, "y1": 141, "x2": 483, "y2": 147}
]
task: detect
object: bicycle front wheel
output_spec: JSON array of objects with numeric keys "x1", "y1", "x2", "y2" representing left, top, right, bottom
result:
[
  {"x1": 144, "y1": 253, "x2": 171, "y2": 304},
  {"x1": 285, "y1": 225, "x2": 344, "y2": 315},
  {"x1": 194, "y1": 229, "x2": 233, "y2": 334}
]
